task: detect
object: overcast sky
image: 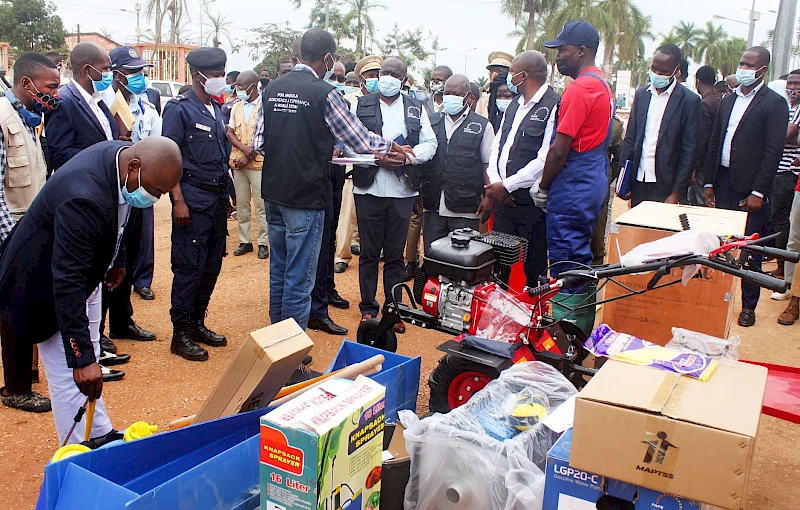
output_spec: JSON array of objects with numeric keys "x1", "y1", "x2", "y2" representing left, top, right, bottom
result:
[{"x1": 52, "y1": 0, "x2": 781, "y2": 81}]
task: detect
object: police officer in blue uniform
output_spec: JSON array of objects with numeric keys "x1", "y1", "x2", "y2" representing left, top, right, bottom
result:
[{"x1": 161, "y1": 47, "x2": 228, "y2": 362}]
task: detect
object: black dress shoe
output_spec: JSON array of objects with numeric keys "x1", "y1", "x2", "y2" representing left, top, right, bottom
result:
[
  {"x1": 100, "y1": 334, "x2": 117, "y2": 354},
  {"x1": 302, "y1": 354, "x2": 313, "y2": 366},
  {"x1": 109, "y1": 323, "x2": 156, "y2": 341},
  {"x1": 738, "y1": 308, "x2": 756, "y2": 327},
  {"x1": 328, "y1": 290, "x2": 350, "y2": 309},
  {"x1": 307, "y1": 317, "x2": 348, "y2": 335},
  {"x1": 258, "y1": 245, "x2": 269, "y2": 259},
  {"x1": 171, "y1": 326, "x2": 209, "y2": 361},
  {"x1": 99, "y1": 351, "x2": 131, "y2": 367},
  {"x1": 402, "y1": 262, "x2": 415, "y2": 282},
  {"x1": 134, "y1": 286, "x2": 155, "y2": 300},
  {"x1": 334, "y1": 261, "x2": 347, "y2": 273},
  {"x1": 191, "y1": 319, "x2": 227, "y2": 347},
  {"x1": 351, "y1": 244, "x2": 361, "y2": 255},
  {"x1": 234, "y1": 243, "x2": 253, "y2": 256},
  {"x1": 101, "y1": 366, "x2": 125, "y2": 382}
]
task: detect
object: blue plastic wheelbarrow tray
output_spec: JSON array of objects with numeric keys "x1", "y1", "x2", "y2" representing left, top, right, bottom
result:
[{"x1": 36, "y1": 340, "x2": 421, "y2": 510}]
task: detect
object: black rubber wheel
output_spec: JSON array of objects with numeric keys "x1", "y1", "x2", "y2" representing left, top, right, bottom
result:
[
  {"x1": 428, "y1": 354, "x2": 500, "y2": 414},
  {"x1": 356, "y1": 318, "x2": 398, "y2": 353}
]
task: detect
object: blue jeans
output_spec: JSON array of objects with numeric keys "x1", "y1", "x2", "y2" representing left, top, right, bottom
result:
[{"x1": 266, "y1": 202, "x2": 325, "y2": 329}]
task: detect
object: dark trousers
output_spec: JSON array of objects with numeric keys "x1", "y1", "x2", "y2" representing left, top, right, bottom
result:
[
  {"x1": 310, "y1": 170, "x2": 344, "y2": 320},
  {"x1": 101, "y1": 207, "x2": 144, "y2": 335},
  {"x1": 631, "y1": 179, "x2": 670, "y2": 207},
  {"x1": 493, "y1": 203, "x2": 548, "y2": 286},
  {"x1": 0, "y1": 319, "x2": 33, "y2": 395},
  {"x1": 715, "y1": 167, "x2": 770, "y2": 311},
  {"x1": 355, "y1": 194, "x2": 415, "y2": 316},
  {"x1": 769, "y1": 172, "x2": 798, "y2": 269},
  {"x1": 132, "y1": 206, "x2": 155, "y2": 289},
  {"x1": 422, "y1": 210, "x2": 479, "y2": 254},
  {"x1": 170, "y1": 196, "x2": 228, "y2": 325}
]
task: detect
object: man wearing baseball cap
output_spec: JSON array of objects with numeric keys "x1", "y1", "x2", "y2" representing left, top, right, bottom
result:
[{"x1": 533, "y1": 21, "x2": 614, "y2": 285}]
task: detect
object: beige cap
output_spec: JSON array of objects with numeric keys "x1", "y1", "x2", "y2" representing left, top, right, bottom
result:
[
  {"x1": 355, "y1": 55, "x2": 383, "y2": 77},
  {"x1": 486, "y1": 51, "x2": 513, "y2": 71},
  {"x1": 406, "y1": 74, "x2": 415, "y2": 87}
]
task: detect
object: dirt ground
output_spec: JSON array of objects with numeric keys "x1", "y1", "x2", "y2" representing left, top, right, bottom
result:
[{"x1": 1, "y1": 197, "x2": 798, "y2": 509}]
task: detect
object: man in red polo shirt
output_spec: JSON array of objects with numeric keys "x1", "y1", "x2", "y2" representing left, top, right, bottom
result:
[{"x1": 533, "y1": 21, "x2": 614, "y2": 281}]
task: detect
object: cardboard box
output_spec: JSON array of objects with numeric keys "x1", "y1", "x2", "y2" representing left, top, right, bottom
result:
[
  {"x1": 544, "y1": 428, "x2": 710, "y2": 510},
  {"x1": 194, "y1": 319, "x2": 314, "y2": 424},
  {"x1": 571, "y1": 360, "x2": 768, "y2": 509},
  {"x1": 260, "y1": 375, "x2": 386, "y2": 510},
  {"x1": 603, "y1": 202, "x2": 747, "y2": 345}
]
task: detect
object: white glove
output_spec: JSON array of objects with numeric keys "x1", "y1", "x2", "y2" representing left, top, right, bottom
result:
[{"x1": 531, "y1": 178, "x2": 548, "y2": 209}]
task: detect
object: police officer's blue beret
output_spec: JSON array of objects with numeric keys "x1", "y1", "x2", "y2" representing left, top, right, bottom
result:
[{"x1": 186, "y1": 47, "x2": 227, "y2": 70}]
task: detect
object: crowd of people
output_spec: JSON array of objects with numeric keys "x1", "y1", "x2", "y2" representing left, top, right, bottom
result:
[{"x1": 0, "y1": 19, "x2": 798, "y2": 447}]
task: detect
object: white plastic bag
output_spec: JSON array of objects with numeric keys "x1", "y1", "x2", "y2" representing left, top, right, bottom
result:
[
  {"x1": 619, "y1": 230, "x2": 720, "y2": 285},
  {"x1": 401, "y1": 362, "x2": 577, "y2": 510},
  {"x1": 666, "y1": 327, "x2": 741, "y2": 364}
]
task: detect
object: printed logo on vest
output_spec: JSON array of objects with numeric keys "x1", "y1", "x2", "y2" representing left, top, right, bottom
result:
[
  {"x1": 406, "y1": 106, "x2": 421, "y2": 120},
  {"x1": 463, "y1": 122, "x2": 483, "y2": 135},
  {"x1": 530, "y1": 106, "x2": 550, "y2": 122}
]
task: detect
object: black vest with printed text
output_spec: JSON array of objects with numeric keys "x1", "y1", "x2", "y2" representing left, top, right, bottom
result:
[
  {"x1": 352, "y1": 92, "x2": 422, "y2": 189},
  {"x1": 420, "y1": 109, "x2": 488, "y2": 213},
  {"x1": 497, "y1": 86, "x2": 560, "y2": 205},
  {"x1": 261, "y1": 70, "x2": 335, "y2": 210}
]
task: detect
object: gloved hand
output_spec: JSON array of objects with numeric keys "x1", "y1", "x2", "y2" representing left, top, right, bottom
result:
[{"x1": 531, "y1": 178, "x2": 548, "y2": 209}]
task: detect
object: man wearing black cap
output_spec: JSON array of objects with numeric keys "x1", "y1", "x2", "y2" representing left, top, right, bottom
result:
[
  {"x1": 252, "y1": 29, "x2": 407, "y2": 331},
  {"x1": 535, "y1": 21, "x2": 614, "y2": 284},
  {"x1": 161, "y1": 47, "x2": 230, "y2": 362},
  {"x1": 96, "y1": 46, "x2": 160, "y2": 358}
]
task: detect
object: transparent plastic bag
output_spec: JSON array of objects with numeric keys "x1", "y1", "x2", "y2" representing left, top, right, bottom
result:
[
  {"x1": 619, "y1": 230, "x2": 720, "y2": 285},
  {"x1": 474, "y1": 286, "x2": 535, "y2": 343},
  {"x1": 666, "y1": 327, "x2": 741, "y2": 364},
  {"x1": 401, "y1": 362, "x2": 577, "y2": 510}
]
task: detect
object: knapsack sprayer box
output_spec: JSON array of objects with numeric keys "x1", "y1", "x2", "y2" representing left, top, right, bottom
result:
[{"x1": 260, "y1": 375, "x2": 386, "y2": 510}]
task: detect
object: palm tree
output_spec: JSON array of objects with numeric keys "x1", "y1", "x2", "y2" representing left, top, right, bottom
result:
[
  {"x1": 343, "y1": 0, "x2": 385, "y2": 56},
  {"x1": 475, "y1": 76, "x2": 488, "y2": 88},
  {"x1": 205, "y1": 12, "x2": 235, "y2": 49},
  {"x1": 717, "y1": 37, "x2": 747, "y2": 77},
  {"x1": 500, "y1": 0, "x2": 561, "y2": 51},
  {"x1": 144, "y1": 0, "x2": 165, "y2": 47},
  {"x1": 672, "y1": 21, "x2": 700, "y2": 61},
  {"x1": 659, "y1": 31, "x2": 681, "y2": 46},
  {"x1": 695, "y1": 21, "x2": 728, "y2": 65},
  {"x1": 599, "y1": 0, "x2": 652, "y2": 78}
]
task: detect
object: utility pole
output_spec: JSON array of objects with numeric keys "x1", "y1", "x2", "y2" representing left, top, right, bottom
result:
[
  {"x1": 746, "y1": 0, "x2": 757, "y2": 48},
  {"x1": 772, "y1": 0, "x2": 798, "y2": 79},
  {"x1": 324, "y1": 0, "x2": 330, "y2": 29},
  {"x1": 77, "y1": 24, "x2": 81, "y2": 42},
  {"x1": 199, "y1": 0, "x2": 203, "y2": 46},
  {"x1": 135, "y1": 3, "x2": 141, "y2": 44}
]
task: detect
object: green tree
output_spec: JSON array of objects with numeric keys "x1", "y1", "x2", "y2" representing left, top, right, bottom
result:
[
  {"x1": 671, "y1": 20, "x2": 700, "y2": 60},
  {"x1": 551, "y1": 0, "x2": 613, "y2": 47},
  {"x1": 378, "y1": 23, "x2": 431, "y2": 69},
  {"x1": 249, "y1": 23, "x2": 303, "y2": 74},
  {"x1": 344, "y1": 0, "x2": 385, "y2": 56},
  {"x1": 0, "y1": 0, "x2": 67, "y2": 52},
  {"x1": 306, "y1": 0, "x2": 355, "y2": 46},
  {"x1": 475, "y1": 76, "x2": 488, "y2": 88},
  {"x1": 205, "y1": 12, "x2": 237, "y2": 50},
  {"x1": 501, "y1": 0, "x2": 561, "y2": 51},
  {"x1": 695, "y1": 21, "x2": 728, "y2": 65},
  {"x1": 144, "y1": 0, "x2": 165, "y2": 47},
  {"x1": 717, "y1": 37, "x2": 747, "y2": 77},
  {"x1": 599, "y1": 0, "x2": 652, "y2": 77}
]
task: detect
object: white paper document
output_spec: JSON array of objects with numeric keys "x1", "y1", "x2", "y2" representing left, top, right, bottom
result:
[{"x1": 332, "y1": 155, "x2": 377, "y2": 166}]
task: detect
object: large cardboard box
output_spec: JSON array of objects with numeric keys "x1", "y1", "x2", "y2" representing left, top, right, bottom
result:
[
  {"x1": 544, "y1": 428, "x2": 709, "y2": 510},
  {"x1": 570, "y1": 360, "x2": 768, "y2": 509},
  {"x1": 603, "y1": 202, "x2": 747, "y2": 345},
  {"x1": 194, "y1": 319, "x2": 314, "y2": 424},
  {"x1": 260, "y1": 375, "x2": 386, "y2": 510}
]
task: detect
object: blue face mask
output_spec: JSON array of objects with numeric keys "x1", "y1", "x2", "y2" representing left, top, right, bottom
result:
[
  {"x1": 364, "y1": 78, "x2": 379, "y2": 93},
  {"x1": 122, "y1": 166, "x2": 159, "y2": 209},
  {"x1": 344, "y1": 85, "x2": 359, "y2": 95},
  {"x1": 648, "y1": 68, "x2": 675, "y2": 90},
  {"x1": 507, "y1": 71, "x2": 524, "y2": 94},
  {"x1": 328, "y1": 80, "x2": 345, "y2": 92},
  {"x1": 236, "y1": 89, "x2": 249, "y2": 101},
  {"x1": 735, "y1": 66, "x2": 764, "y2": 87},
  {"x1": 378, "y1": 75, "x2": 402, "y2": 97},
  {"x1": 495, "y1": 99, "x2": 512, "y2": 113},
  {"x1": 225, "y1": 84, "x2": 233, "y2": 95},
  {"x1": 124, "y1": 72, "x2": 147, "y2": 95},
  {"x1": 442, "y1": 94, "x2": 466, "y2": 115},
  {"x1": 89, "y1": 65, "x2": 113, "y2": 92}
]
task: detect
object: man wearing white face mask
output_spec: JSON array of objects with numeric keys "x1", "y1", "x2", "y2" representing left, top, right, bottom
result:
[
  {"x1": 420, "y1": 74, "x2": 494, "y2": 251},
  {"x1": 618, "y1": 43, "x2": 700, "y2": 207},
  {"x1": 703, "y1": 46, "x2": 788, "y2": 327},
  {"x1": 45, "y1": 42, "x2": 120, "y2": 171},
  {"x1": 162, "y1": 47, "x2": 231, "y2": 361}
]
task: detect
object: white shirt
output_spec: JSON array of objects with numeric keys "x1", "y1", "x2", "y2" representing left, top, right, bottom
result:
[
  {"x1": 437, "y1": 108, "x2": 495, "y2": 219},
  {"x1": 101, "y1": 88, "x2": 162, "y2": 142},
  {"x1": 111, "y1": 147, "x2": 132, "y2": 268},
  {"x1": 205, "y1": 104, "x2": 216, "y2": 119},
  {"x1": 637, "y1": 79, "x2": 677, "y2": 183},
  {"x1": 348, "y1": 95, "x2": 438, "y2": 199},
  {"x1": 72, "y1": 79, "x2": 112, "y2": 140},
  {"x1": 486, "y1": 83, "x2": 556, "y2": 192}
]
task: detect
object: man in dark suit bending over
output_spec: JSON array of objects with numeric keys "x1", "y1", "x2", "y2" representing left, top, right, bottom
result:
[
  {"x1": 0, "y1": 138, "x2": 182, "y2": 445},
  {"x1": 704, "y1": 46, "x2": 788, "y2": 327}
]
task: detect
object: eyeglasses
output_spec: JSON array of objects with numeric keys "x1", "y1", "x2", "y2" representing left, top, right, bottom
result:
[{"x1": 332, "y1": 74, "x2": 346, "y2": 83}]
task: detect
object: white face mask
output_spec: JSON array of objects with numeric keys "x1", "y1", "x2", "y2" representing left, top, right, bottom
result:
[{"x1": 199, "y1": 72, "x2": 227, "y2": 96}]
